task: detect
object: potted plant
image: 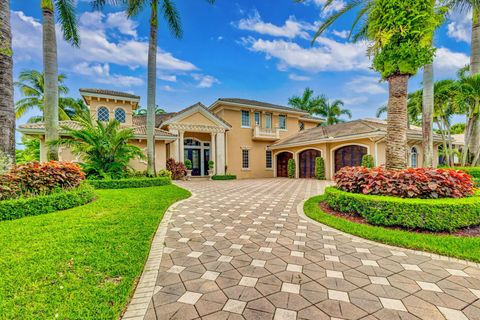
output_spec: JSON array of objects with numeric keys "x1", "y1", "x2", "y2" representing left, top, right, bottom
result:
[
  {"x1": 184, "y1": 159, "x2": 192, "y2": 180},
  {"x1": 208, "y1": 160, "x2": 215, "y2": 179}
]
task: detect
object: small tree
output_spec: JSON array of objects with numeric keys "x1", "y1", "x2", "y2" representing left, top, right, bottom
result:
[
  {"x1": 184, "y1": 159, "x2": 192, "y2": 170},
  {"x1": 208, "y1": 160, "x2": 214, "y2": 170},
  {"x1": 314, "y1": 157, "x2": 326, "y2": 180},
  {"x1": 361, "y1": 155, "x2": 375, "y2": 168},
  {"x1": 288, "y1": 159, "x2": 296, "y2": 178}
]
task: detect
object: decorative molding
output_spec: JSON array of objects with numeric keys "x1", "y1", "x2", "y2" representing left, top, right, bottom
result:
[{"x1": 168, "y1": 123, "x2": 226, "y2": 133}]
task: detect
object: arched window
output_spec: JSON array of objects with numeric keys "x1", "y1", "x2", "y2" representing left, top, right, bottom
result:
[
  {"x1": 184, "y1": 138, "x2": 201, "y2": 146},
  {"x1": 114, "y1": 108, "x2": 126, "y2": 123},
  {"x1": 411, "y1": 147, "x2": 418, "y2": 168},
  {"x1": 97, "y1": 107, "x2": 109, "y2": 121}
]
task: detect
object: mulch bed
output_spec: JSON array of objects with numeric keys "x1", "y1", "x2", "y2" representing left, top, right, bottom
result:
[{"x1": 319, "y1": 201, "x2": 480, "y2": 237}]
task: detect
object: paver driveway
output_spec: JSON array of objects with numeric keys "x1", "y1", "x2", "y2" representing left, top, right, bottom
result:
[{"x1": 124, "y1": 178, "x2": 480, "y2": 320}]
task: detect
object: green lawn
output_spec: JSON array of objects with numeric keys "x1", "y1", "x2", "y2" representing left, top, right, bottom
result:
[
  {"x1": 304, "y1": 195, "x2": 480, "y2": 263},
  {"x1": 0, "y1": 185, "x2": 190, "y2": 320}
]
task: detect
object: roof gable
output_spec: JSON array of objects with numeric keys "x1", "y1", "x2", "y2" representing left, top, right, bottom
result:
[
  {"x1": 162, "y1": 102, "x2": 231, "y2": 129},
  {"x1": 210, "y1": 98, "x2": 308, "y2": 115}
]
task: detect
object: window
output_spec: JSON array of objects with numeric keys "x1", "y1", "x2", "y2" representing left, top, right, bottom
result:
[
  {"x1": 184, "y1": 138, "x2": 201, "y2": 146},
  {"x1": 97, "y1": 107, "x2": 109, "y2": 121},
  {"x1": 241, "y1": 110, "x2": 250, "y2": 127},
  {"x1": 266, "y1": 150, "x2": 272, "y2": 169},
  {"x1": 254, "y1": 112, "x2": 261, "y2": 126},
  {"x1": 299, "y1": 121, "x2": 305, "y2": 131},
  {"x1": 265, "y1": 113, "x2": 272, "y2": 129},
  {"x1": 279, "y1": 115, "x2": 286, "y2": 129},
  {"x1": 242, "y1": 149, "x2": 250, "y2": 169},
  {"x1": 114, "y1": 108, "x2": 126, "y2": 123},
  {"x1": 411, "y1": 147, "x2": 418, "y2": 168}
]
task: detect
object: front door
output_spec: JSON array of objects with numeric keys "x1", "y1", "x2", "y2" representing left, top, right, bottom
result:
[
  {"x1": 299, "y1": 149, "x2": 321, "y2": 178},
  {"x1": 184, "y1": 149, "x2": 201, "y2": 176},
  {"x1": 334, "y1": 145, "x2": 367, "y2": 172},
  {"x1": 277, "y1": 152, "x2": 293, "y2": 177}
]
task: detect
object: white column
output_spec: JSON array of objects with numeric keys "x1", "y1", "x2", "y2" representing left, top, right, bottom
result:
[
  {"x1": 216, "y1": 131, "x2": 226, "y2": 175},
  {"x1": 211, "y1": 132, "x2": 217, "y2": 174},
  {"x1": 179, "y1": 131, "x2": 185, "y2": 163}
]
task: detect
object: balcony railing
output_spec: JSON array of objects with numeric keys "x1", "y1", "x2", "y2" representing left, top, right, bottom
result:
[{"x1": 252, "y1": 125, "x2": 281, "y2": 141}]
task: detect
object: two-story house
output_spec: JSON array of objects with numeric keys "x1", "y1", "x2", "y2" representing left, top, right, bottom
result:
[{"x1": 19, "y1": 88, "x2": 442, "y2": 179}]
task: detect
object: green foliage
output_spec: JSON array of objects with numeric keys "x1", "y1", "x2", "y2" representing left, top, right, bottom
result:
[
  {"x1": 184, "y1": 159, "x2": 192, "y2": 170},
  {"x1": 367, "y1": 0, "x2": 443, "y2": 79},
  {"x1": 0, "y1": 183, "x2": 94, "y2": 221},
  {"x1": 361, "y1": 154, "x2": 375, "y2": 168},
  {"x1": 88, "y1": 177, "x2": 171, "y2": 189},
  {"x1": 325, "y1": 187, "x2": 480, "y2": 232},
  {"x1": 288, "y1": 159, "x2": 296, "y2": 178},
  {"x1": 288, "y1": 88, "x2": 327, "y2": 115},
  {"x1": 53, "y1": 117, "x2": 144, "y2": 179},
  {"x1": 314, "y1": 157, "x2": 325, "y2": 180},
  {"x1": 158, "y1": 169, "x2": 172, "y2": 178},
  {"x1": 304, "y1": 194, "x2": 480, "y2": 262},
  {"x1": 454, "y1": 167, "x2": 480, "y2": 178},
  {"x1": 208, "y1": 160, "x2": 214, "y2": 170},
  {"x1": 15, "y1": 136, "x2": 40, "y2": 164},
  {"x1": 450, "y1": 123, "x2": 465, "y2": 134},
  {"x1": 211, "y1": 175, "x2": 237, "y2": 180}
]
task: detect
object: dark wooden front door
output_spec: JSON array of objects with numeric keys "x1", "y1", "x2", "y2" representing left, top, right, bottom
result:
[
  {"x1": 299, "y1": 149, "x2": 321, "y2": 178},
  {"x1": 277, "y1": 152, "x2": 293, "y2": 177},
  {"x1": 334, "y1": 145, "x2": 367, "y2": 172}
]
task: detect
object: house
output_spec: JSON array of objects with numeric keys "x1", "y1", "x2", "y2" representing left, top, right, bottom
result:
[{"x1": 19, "y1": 88, "x2": 442, "y2": 179}]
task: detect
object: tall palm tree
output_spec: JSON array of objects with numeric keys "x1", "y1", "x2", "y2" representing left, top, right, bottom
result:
[
  {"x1": 41, "y1": 0, "x2": 79, "y2": 161},
  {"x1": 288, "y1": 88, "x2": 327, "y2": 115},
  {"x1": 15, "y1": 70, "x2": 84, "y2": 122},
  {"x1": 134, "y1": 106, "x2": 167, "y2": 116},
  {"x1": 0, "y1": 1, "x2": 15, "y2": 162},
  {"x1": 318, "y1": 100, "x2": 352, "y2": 125}
]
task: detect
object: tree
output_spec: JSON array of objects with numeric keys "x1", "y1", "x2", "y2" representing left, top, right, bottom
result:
[
  {"x1": 53, "y1": 117, "x2": 144, "y2": 179},
  {"x1": 134, "y1": 105, "x2": 167, "y2": 116},
  {"x1": 0, "y1": 1, "x2": 15, "y2": 162},
  {"x1": 14, "y1": 70, "x2": 86, "y2": 122},
  {"x1": 41, "y1": 0, "x2": 79, "y2": 161},
  {"x1": 288, "y1": 88, "x2": 327, "y2": 115},
  {"x1": 317, "y1": 99, "x2": 352, "y2": 125},
  {"x1": 16, "y1": 136, "x2": 41, "y2": 164}
]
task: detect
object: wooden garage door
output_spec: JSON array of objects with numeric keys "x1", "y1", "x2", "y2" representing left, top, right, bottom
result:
[
  {"x1": 334, "y1": 145, "x2": 367, "y2": 172},
  {"x1": 299, "y1": 149, "x2": 321, "y2": 178},
  {"x1": 277, "y1": 152, "x2": 293, "y2": 177}
]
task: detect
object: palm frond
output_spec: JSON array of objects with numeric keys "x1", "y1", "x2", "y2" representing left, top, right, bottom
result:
[
  {"x1": 55, "y1": 0, "x2": 80, "y2": 46},
  {"x1": 162, "y1": 0, "x2": 183, "y2": 38}
]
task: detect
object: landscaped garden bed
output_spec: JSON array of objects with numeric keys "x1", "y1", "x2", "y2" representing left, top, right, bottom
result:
[{"x1": 88, "y1": 176, "x2": 171, "y2": 189}]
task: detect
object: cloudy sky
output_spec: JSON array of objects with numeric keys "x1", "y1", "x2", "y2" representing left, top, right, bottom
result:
[{"x1": 11, "y1": 0, "x2": 471, "y2": 127}]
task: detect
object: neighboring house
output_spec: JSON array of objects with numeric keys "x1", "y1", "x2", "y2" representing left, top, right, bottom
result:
[{"x1": 18, "y1": 88, "x2": 442, "y2": 180}]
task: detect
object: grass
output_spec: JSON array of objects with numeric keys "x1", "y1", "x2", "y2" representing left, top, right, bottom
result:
[
  {"x1": 304, "y1": 195, "x2": 480, "y2": 263},
  {"x1": 0, "y1": 185, "x2": 190, "y2": 320}
]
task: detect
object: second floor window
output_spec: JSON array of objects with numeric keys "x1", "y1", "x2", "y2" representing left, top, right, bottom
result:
[
  {"x1": 242, "y1": 149, "x2": 250, "y2": 169},
  {"x1": 254, "y1": 112, "x2": 261, "y2": 126},
  {"x1": 97, "y1": 107, "x2": 109, "y2": 122},
  {"x1": 279, "y1": 115, "x2": 286, "y2": 129},
  {"x1": 114, "y1": 108, "x2": 126, "y2": 123},
  {"x1": 241, "y1": 110, "x2": 250, "y2": 127},
  {"x1": 265, "y1": 113, "x2": 272, "y2": 129}
]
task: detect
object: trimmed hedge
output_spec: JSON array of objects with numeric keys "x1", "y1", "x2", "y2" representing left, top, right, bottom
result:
[
  {"x1": 324, "y1": 186, "x2": 480, "y2": 232},
  {"x1": 0, "y1": 184, "x2": 95, "y2": 221},
  {"x1": 88, "y1": 177, "x2": 171, "y2": 189},
  {"x1": 315, "y1": 157, "x2": 326, "y2": 180},
  {"x1": 211, "y1": 175, "x2": 237, "y2": 180}
]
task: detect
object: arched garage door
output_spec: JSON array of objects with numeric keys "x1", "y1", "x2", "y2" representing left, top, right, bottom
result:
[
  {"x1": 276, "y1": 152, "x2": 293, "y2": 177},
  {"x1": 334, "y1": 145, "x2": 368, "y2": 172},
  {"x1": 299, "y1": 149, "x2": 321, "y2": 178}
]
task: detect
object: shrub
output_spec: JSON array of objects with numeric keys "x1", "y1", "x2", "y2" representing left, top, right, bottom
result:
[
  {"x1": 454, "y1": 167, "x2": 480, "y2": 178},
  {"x1": 158, "y1": 169, "x2": 172, "y2": 178},
  {"x1": 166, "y1": 158, "x2": 186, "y2": 180},
  {"x1": 324, "y1": 186, "x2": 480, "y2": 232},
  {"x1": 208, "y1": 160, "x2": 214, "y2": 170},
  {"x1": 361, "y1": 155, "x2": 375, "y2": 168},
  {"x1": 88, "y1": 177, "x2": 171, "y2": 189},
  {"x1": 211, "y1": 175, "x2": 237, "y2": 180},
  {"x1": 1, "y1": 161, "x2": 85, "y2": 201},
  {"x1": 184, "y1": 159, "x2": 192, "y2": 170},
  {"x1": 288, "y1": 159, "x2": 295, "y2": 178},
  {"x1": 0, "y1": 183, "x2": 95, "y2": 221},
  {"x1": 315, "y1": 157, "x2": 325, "y2": 180},
  {"x1": 334, "y1": 166, "x2": 474, "y2": 199}
]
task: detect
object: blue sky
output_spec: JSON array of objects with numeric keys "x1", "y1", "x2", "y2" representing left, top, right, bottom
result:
[{"x1": 11, "y1": 0, "x2": 471, "y2": 128}]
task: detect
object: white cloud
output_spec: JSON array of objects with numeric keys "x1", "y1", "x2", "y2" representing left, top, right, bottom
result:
[
  {"x1": 192, "y1": 74, "x2": 220, "y2": 88},
  {"x1": 306, "y1": 0, "x2": 346, "y2": 17},
  {"x1": 332, "y1": 30, "x2": 349, "y2": 39},
  {"x1": 289, "y1": 74, "x2": 311, "y2": 81},
  {"x1": 447, "y1": 10, "x2": 471, "y2": 43},
  {"x1": 105, "y1": 11, "x2": 138, "y2": 37},
  {"x1": 73, "y1": 62, "x2": 144, "y2": 87},
  {"x1": 434, "y1": 47, "x2": 470, "y2": 75},
  {"x1": 346, "y1": 76, "x2": 386, "y2": 94},
  {"x1": 341, "y1": 96, "x2": 368, "y2": 106},
  {"x1": 236, "y1": 10, "x2": 315, "y2": 39},
  {"x1": 161, "y1": 85, "x2": 177, "y2": 92},
  {"x1": 241, "y1": 36, "x2": 370, "y2": 72},
  {"x1": 158, "y1": 74, "x2": 177, "y2": 82}
]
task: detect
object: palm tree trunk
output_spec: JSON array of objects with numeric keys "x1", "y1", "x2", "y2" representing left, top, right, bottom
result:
[
  {"x1": 422, "y1": 63, "x2": 434, "y2": 167},
  {"x1": 468, "y1": 9, "x2": 480, "y2": 164},
  {"x1": 146, "y1": 3, "x2": 158, "y2": 176},
  {"x1": 386, "y1": 74, "x2": 409, "y2": 170},
  {"x1": 0, "y1": 1, "x2": 15, "y2": 162},
  {"x1": 42, "y1": 1, "x2": 59, "y2": 161}
]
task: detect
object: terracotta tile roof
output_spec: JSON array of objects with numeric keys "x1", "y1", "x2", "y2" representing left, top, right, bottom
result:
[
  {"x1": 79, "y1": 88, "x2": 140, "y2": 100},
  {"x1": 300, "y1": 114, "x2": 324, "y2": 122},
  {"x1": 132, "y1": 113, "x2": 177, "y2": 128},
  {"x1": 214, "y1": 98, "x2": 308, "y2": 114}
]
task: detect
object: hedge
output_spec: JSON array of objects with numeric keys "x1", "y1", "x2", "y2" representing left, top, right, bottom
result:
[
  {"x1": 88, "y1": 177, "x2": 171, "y2": 189},
  {"x1": 454, "y1": 167, "x2": 480, "y2": 178},
  {"x1": 324, "y1": 186, "x2": 480, "y2": 232},
  {"x1": 0, "y1": 184, "x2": 95, "y2": 221},
  {"x1": 211, "y1": 175, "x2": 237, "y2": 180}
]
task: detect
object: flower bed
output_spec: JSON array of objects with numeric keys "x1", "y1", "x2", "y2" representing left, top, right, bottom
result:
[
  {"x1": 454, "y1": 166, "x2": 480, "y2": 178},
  {"x1": 324, "y1": 186, "x2": 480, "y2": 232},
  {"x1": 0, "y1": 183, "x2": 95, "y2": 221},
  {"x1": 88, "y1": 177, "x2": 171, "y2": 189}
]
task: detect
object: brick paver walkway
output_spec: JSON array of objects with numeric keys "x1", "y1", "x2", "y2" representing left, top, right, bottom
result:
[{"x1": 125, "y1": 178, "x2": 480, "y2": 320}]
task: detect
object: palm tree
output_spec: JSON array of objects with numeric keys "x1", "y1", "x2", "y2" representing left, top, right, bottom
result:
[
  {"x1": 134, "y1": 106, "x2": 167, "y2": 116},
  {"x1": 41, "y1": 0, "x2": 79, "y2": 161},
  {"x1": 288, "y1": 88, "x2": 327, "y2": 115},
  {"x1": 14, "y1": 70, "x2": 85, "y2": 122},
  {"x1": 53, "y1": 117, "x2": 144, "y2": 179},
  {"x1": 0, "y1": 1, "x2": 15, "y2": 162},
  {"x1": 317, "y1": 100, "x2": 352, "y2": 125}
]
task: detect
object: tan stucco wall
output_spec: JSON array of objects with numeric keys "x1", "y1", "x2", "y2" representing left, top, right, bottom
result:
[
  {"x1": 86, "y1": 98, "x2": 134, "y2": 125},
  {"x1": 178, "y1": 112, "x2": 217, "y2": 126}
]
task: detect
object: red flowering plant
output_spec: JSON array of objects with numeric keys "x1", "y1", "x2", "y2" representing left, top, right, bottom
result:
[
  {"x1": 166, "y1": 158, "x2": 186, "y2": 180},
  {"x1": 334, "y1": 166, "x2": 474, "y2": 199}
]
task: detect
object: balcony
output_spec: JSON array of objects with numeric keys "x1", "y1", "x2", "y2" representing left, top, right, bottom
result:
[{"x1": 252, "y1": 125, "x2": 281, "y2": 141}]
